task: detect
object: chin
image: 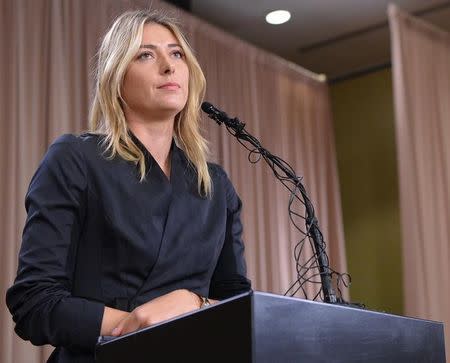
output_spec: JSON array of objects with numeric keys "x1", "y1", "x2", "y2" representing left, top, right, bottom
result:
[{"x1": 160, "y1": 99, "x2": 187, "y2": 114}]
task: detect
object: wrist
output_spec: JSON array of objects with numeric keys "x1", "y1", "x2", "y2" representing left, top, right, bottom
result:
[
  {"x1": 200, "y1": 296, "x2": 211, "y2": 308},
  {"x1": 193, "y1": 292, "x2": 210, "y2": 308}
]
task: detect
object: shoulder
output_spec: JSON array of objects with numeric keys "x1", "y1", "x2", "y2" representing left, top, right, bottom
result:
[
  {"x1": 208, "y1": 162, "x2": 241, "y2": 208},
  {"x1": 44, "y1": 134, "x2": 84, "y2": 161},
  {"x1": 29, "y1": 134, "x2": 95, "y2": 192},
  {"x1": 207, "y1": 162, "x2": 228, "y2": 180},
  {"x1": 40, "y1": 133, "x2": 108, "y2": 174},
  {"x1": 52, "y1": 132, "x2": 105, "y2": 148},
  {"x1": 48, "y1": 132, "x2": 101, "y2": 151},
  {"x1": 208, "y1": 162, "x2": 234, "y2": 192},
  {"x1": 46, "y1": 133, "x2": 105, "y2": 160}
]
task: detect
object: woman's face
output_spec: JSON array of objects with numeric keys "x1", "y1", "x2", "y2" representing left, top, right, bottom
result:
[{"x1": 122, "y1": 23, "x2": 189, "y2": 120}]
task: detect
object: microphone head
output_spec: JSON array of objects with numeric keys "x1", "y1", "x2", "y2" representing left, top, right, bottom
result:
[
  {"x1": 201, "y1": 101, "x2": 214, "y2": 114},
  {"x1": 200, "y1": 102, "x2": 245, "y2": 131},
  {"x1": 201, "y1": 101, "x2": 232, "y2": 126}
]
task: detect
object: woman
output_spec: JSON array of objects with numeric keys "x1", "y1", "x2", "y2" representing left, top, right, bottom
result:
[{"x1": 6, "y1": 9, "x2": 251, "y2": 363}]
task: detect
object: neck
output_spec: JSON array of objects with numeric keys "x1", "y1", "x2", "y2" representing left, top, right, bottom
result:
[{"x1": 126, "y1": 110, "x2": 175, "y2": 178}]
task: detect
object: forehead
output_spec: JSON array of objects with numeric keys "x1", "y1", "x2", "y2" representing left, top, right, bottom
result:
[{"x1": 141, "y1": 22, "x2": 179, "y2": 45}]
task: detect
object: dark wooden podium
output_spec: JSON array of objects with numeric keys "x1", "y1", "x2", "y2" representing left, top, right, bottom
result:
[{"x1": 95, "y1": 291, "x2": 446, "y2": 362}]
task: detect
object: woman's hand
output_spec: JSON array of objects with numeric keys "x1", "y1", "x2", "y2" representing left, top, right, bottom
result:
[{"x1": 111, "y1": 289, "x2": 201, "y2": 336}]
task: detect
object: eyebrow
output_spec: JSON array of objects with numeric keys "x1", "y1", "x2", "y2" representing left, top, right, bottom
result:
[{"x1": 139, "y1": 43, "x2": 181, "y2": 49}]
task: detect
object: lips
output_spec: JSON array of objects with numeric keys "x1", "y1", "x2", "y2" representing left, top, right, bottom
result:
[{"x1": 157, "y1": 82, "x2": 180, "y2": 90}]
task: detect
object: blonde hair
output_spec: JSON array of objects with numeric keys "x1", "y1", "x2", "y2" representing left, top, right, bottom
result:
[{"x1": 89, "y1": 9, "x2": 211, "y2": 196}]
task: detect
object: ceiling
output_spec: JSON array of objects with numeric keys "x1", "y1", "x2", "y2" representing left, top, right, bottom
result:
[{"x1": 187, "y1": 0, "x2": 450, "y2": 81}]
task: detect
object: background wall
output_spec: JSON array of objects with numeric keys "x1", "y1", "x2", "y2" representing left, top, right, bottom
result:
[{"x1": 330, "y1": 68, "x2": 403, "y2": 315}]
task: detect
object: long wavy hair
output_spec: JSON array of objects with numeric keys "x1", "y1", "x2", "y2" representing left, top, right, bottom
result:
[{"x1": 89, "y1": 9, "x2": 211, "y2": 196}]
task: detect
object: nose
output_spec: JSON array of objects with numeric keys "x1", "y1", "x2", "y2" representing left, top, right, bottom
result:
[
  {"x1": 160, "y1": 55, "x2": 175, "y2": 75},
  {"x1": 164, "y1": 63, "x2": 175, "y2": 75}
]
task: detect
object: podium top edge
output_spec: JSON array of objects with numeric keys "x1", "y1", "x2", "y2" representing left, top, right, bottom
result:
[{"x1": 252, "y1": 291, "x2": 444, "y2": 325}]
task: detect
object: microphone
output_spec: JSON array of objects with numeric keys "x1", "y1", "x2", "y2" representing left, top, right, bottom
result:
[
  {"x1": 201, "y1": 102, "x2": 246, "y2": 131},
  {"x1": 201, "y1": 102, "x2": 228, "y2": 125}
]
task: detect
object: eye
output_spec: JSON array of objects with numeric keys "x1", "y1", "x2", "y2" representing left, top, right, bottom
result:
[
  {"x1": 172, "y1": 50, "x2": 184, "y2": 59},
  {"x1": 137, "y1": 51, "x2": 154, "y2": 60}
]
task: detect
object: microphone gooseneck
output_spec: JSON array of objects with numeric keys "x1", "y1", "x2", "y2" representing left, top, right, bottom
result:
[{"x1": 201, "y1": 101, "x2": 345, "y2": 305}]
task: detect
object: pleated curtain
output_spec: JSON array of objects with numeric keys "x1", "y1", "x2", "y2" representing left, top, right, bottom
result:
[
  {"x1": 0, "y1": 1, "x2": 347, "y2": 361},
  {"x1": 389, "y1": 3, "x2": 450, "y2": 359}
]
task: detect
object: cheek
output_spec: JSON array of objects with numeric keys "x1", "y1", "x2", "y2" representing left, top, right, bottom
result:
[
  {"x1": 122, "y1": 71, "x2": 136, "y2": 101},
  {"x1": 123, "y1": 68, "x2": 152, "y2": 102},
  {"x1": 125, "y1": 68, "x2": 144, "y2": 89}
]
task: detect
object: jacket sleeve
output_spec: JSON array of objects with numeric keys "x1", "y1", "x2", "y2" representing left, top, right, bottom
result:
[
  {"x1": 209, "y1": 170, "x2": 252, "y2": 300},
  {"x1": 5, "y1": 135, "x2": 104, "y2": 352}
]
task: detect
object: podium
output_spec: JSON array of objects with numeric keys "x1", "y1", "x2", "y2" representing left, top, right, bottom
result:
[{"x1": 95, "y1": 291, "x2": 446, "y2": 362}]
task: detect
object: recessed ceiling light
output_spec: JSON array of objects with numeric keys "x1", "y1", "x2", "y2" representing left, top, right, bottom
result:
[{"x1": 265, "y1": 10, "x2": 291, "y2": 25}]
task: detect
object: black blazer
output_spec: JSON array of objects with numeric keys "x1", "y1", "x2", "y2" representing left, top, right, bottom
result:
[{"x1": 6, "y1": 133, "x2": 251, "y2": 362}]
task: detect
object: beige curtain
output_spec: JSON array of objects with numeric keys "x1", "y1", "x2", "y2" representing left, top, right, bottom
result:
[
  {"x1": 186, "y1": 7, "x2": 347, "y2": 300},
  {"x1": 0, "y1": 1, "x2": 346, "y2": 362},
  {"x1": 388, "y1": 3, "x2": 450, "y2": 359}
]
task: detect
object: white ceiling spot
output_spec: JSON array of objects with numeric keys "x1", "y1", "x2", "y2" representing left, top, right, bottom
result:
[{"x1": 265, "y1": 10, "x2": 291, "y2": 25}]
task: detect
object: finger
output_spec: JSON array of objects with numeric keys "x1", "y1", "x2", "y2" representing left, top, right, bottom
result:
[
  {"x1": 111, "y1": 318, "x2": 128, "y2": 336},
  {"x1": 116, "y1": 316, "x2": 141, "y2": 336},
  {"x1": 111, "y1": 327, "x2": 121, "y2": 337}
]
